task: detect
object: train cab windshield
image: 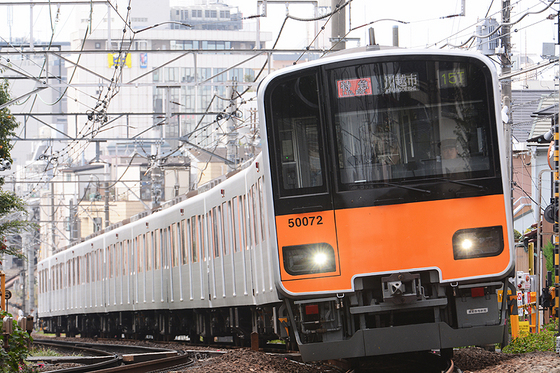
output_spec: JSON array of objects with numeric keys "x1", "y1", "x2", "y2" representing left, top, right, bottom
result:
[
  {"x1": 328, "y1": 58, "x2": 498, "y2": 190},
  {"x1": 264, "y1": 54, "x2": 502, "y2": 211}
]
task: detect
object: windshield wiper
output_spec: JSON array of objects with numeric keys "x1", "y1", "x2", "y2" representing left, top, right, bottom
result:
[
  {"x1": 436, "y1": 177, "x2": 484, "y2": 190},
  {"x1": 363, "y1": 180, "x2": 431, "y2": 194}
]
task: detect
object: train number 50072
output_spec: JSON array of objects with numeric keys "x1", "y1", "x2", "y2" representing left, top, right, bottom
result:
[{"x1": 287, "y1": 216, "x2": 323, "y2": 228}]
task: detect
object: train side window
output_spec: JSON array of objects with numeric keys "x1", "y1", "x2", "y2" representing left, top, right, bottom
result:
[
  {"x1": 155, "y1": 229, "x2": 161, "y2": 270},
  {"x1": 212, "y1": 207, "x2": 220, "y2": 258},
  {"x1": 231, "y1": 197, "x2": 240, "y2": 253},
  {"x1": 116, "y1": 243, "x2": 121, "y2": 278},
  {"x1": 115, "y1": 242, "x2": 118, "y2": 277},
  {"x1": 191, "y1": 216, "x2": 198, "y2": 263},
  {"x1": 112, "y1": 244, "x2": 117, "y2": 278},
  {"x1": 163, "y1": 227, "x2": 170, "y2": 269},
  {"x1": 170, "y1": 224, "x2": 177, "y2": 267},
  {"x1": 221, "y1": 202, "x2": 229, "y2": 256},
  {"x1": 181, "y1": 220, "x2": 188, "y2": 264},
  {"x1": 199, "y1": 214, "x2": 206, "y2": 262},
  {"x1": 92, "y1": 251, "x2": 96, "y2": 282},
  {"x1": 96, "y1": 250, "x2": 100, "y2": 282},
  {"x1": 73, "y1": 258, "x2": 77, "y2": 286},
  {"x1": 266, "y1": 71, "x2": 326, "y2": 196},
  {"x1": 138, "y1": 235, "x2": 144, "y2": 272},
  {"x1": 146, "y1": 232, "x2": 153, "y2": 271},
  {"x1": 107, "y1": 245, "x2": 112, "y2": 279},
  {"x1": 240, "y1": 195, "x2": 247, "y2": 250},
  {"x1": 250, "y1": 184, "x2": 261, "y2": 246},
  {"x1": 86, "y1": 254, "x2": 90, "y2": 284},
  {"x1": 257, "y1": 178, "x2": 266, "y2": 242},
  {"x1": 181, "y1": 219, "x2": 191, "y2": 264},
  {"x1": 124, "y1": 240, "x2": 129, "y2": 276}
]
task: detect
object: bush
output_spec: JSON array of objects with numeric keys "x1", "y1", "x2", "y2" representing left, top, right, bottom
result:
[
  {"x1": 0, "y1": 311, "x2": 35, "y2": 372},
  {"x1": 502, "y1": 328, "x2": 556, "y2": 354}
]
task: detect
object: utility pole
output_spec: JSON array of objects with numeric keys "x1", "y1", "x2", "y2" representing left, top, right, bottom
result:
[
  {"x1": 226, "y1": 80, "x2": 238, "y2": 172},
  {"x1": 331, "y1": 0, "x2": 346, "y2": 50},
  {"x1": 151, "y1": 86, "x2": 177, "y2": 209},
  {"x1": 51, "y1": 180, "x2": 56, "y2": 256},
  {"x1": 501, "y1": 0, "x2": 512, "y2": 187},
  {"x1": 555, "y1": 4, "x2": 560, "y2": 341}
]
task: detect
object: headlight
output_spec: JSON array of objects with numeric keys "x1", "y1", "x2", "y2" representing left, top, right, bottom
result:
[
  {"x1": 452, "y1": 226, "x2": 504, "y2": 260},
  {"x1": 282, "y1": 243, "x2": 336, "y2": 275}
]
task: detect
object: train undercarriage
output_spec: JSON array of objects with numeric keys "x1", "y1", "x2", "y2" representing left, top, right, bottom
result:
[
  {"x1": 40, "y1": 269, "x2": 513, "y2": 362},
  {"x1": 285, "y1": 270, "x2": 512, "y2": 361},
  {"x1": 41, "y1": 305, "x2": 282, "y2": 348}
]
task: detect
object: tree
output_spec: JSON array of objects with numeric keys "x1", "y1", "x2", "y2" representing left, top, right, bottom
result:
[
  {"x1": 543, "y1": 240, "x2": 554, "y2": 273},
  {"x1": 0, "y1": 78, "x2": 18, "y2": 168},
  {"x1": 0, "y1": 71, "x2": 34, "y2": 263}
]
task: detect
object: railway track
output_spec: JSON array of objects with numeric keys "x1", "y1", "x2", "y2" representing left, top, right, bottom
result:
[
  {"x1": 30, "y1": 337, "x2": 454, "y2": 372},
  {"x1": 30, "y1": 339, "x2": 206, "y2": 373}
]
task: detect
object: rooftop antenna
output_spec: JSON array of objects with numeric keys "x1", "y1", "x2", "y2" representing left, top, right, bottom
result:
[{"x1": 369, "y1": 27, "x2": 376, "y2": 46}]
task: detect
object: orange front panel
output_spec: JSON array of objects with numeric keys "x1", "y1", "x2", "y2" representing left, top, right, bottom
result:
[
  {"x1": 276, "y1": 211, "x2": 340, "y2": 281},
  {"x1": 276, "y1": 194, "x2": 511, "y2": 294}
]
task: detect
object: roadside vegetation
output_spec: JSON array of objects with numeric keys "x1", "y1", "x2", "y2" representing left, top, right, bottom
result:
[
  {"x1": 502, "y1": 320, "x2": 558, "y2": 354},
  {"x1": 0, "y1": 311, "x2": 35, "y2": 372},
  {"x1": 0, "y1": 69, "x2": 37, "y2": 373}
]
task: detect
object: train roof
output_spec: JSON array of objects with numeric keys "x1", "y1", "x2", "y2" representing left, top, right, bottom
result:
[{"x1": 258, "y1": 47, "x2": 496, "y2": 92}]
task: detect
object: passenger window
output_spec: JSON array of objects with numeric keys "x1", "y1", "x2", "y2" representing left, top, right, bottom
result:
[{"x1": 267, "y1": 72, "x2": 326, "y2": 196}]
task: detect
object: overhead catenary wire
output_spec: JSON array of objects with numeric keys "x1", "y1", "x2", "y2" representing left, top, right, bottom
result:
[{"x1": 4, "y1": 0, "x2": 560, "y2": 224}]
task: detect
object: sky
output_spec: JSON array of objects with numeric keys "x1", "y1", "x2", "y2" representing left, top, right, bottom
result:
[{"x1": 0, "y1": 1, "x2": 558, "y2": 67}]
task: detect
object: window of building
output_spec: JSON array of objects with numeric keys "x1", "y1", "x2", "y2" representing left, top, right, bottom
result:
[{"x1": 205, "y1": 10, "x2": 217, "y2": 18}]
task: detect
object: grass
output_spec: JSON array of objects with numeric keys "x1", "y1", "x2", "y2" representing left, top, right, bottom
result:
[
  {"x1": 29, "y1": 347, "x2": 63, "y2": 357},
  {"x1": 502, "y1": 320, "x2": 559, "y2": 354}
]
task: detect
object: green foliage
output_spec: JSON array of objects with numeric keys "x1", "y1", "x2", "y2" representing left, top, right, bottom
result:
[
  {"x1": 0, "y1": 311, "x2": 35, "y2": 372},
  {"x1": 513, "y1": 229, "x2": 522, "y2": 242},
  {"x1": 30, "y1": 346, "x2": 62, "y2": 357},
  {"x1": 0, "y1": 74, "x2": 36, "y2": 262},
  {"x1": 543, "y1": 240, "x2": 554, "y2": 273},
  {"x1": 543, "y1": 319, "x2": 558, "y2": 332},
  {"x1": 502, "y1": 328, "x2": 556, "y2": 354},
  {"x1": 0, "y1": 77, "x2": 19, "y2": 167}
]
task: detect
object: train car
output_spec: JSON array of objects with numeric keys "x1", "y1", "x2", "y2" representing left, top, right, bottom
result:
[
  {"x1": 258, "y1": 47, "x2": 514, "y2": 361},
  {"x1": 38, "y1": 157, "x2": 280, "y2": 342},
  {"x1": 38, "y1": 47, "x2": 514, "y2": 362}
]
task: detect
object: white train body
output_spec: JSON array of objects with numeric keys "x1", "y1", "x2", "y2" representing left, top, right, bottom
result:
[{"x1": 38, "y1": 155, "x2": 281, "y2": 342}]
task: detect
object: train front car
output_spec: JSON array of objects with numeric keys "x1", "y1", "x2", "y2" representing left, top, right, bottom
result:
[{"x1": 259, "y1": 49, "x2": 514, "y2": 361}]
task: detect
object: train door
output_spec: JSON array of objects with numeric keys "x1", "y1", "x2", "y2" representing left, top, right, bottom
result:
[
  {"x1": 202, "y1": 213, "x2": 213, "y2": 303},
  {"x1": 154, "y1": 229, "x2": 164, "y2": 304},
  {"x1": 213, "y1": 205, "x2": 227, "y2": 301},
  {"x1": 132, "y1": 237, "x2": 138, "y2": 306},
  {"x1": 124, "y1": 239, "x2": 132, "y2": 305},
  {"x1": 232, "y1": 195, "x2": 253, "y2": 299},
  {"x1": 172, "y1": 222, "x2": 184, "y2": 302},
  {"x1": 163, "y1": 226, "x2": 173, "y2": 304},
  {"x1": 263, "y1": 70, "x2": 339, "y2": 292},
  {"x1": 208, "y1": 208, "x2": 223, "y2": 303},
  {"x1": 221, "y1": 201, "x2": 238, "y2": 300}
]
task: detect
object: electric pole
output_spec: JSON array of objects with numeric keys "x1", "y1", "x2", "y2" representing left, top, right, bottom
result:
[
  {"x1": 331, "y1": 0, "x2": 346, "y2": 50},
  {"x1": 501, "y1": 0, "x2": 512, "y2": 183},
  {"x1": 226, "y1": 80, "x2": 238, "y2": 172}
]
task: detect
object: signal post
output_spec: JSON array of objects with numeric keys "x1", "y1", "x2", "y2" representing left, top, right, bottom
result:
[{"x1": 0, "y1": 271, "x2": 5, "y2": 311}]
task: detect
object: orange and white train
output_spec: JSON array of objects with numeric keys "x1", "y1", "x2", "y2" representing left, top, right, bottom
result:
[{"x1": 38, "y1": 47, "x2": 514, "y2": 361}]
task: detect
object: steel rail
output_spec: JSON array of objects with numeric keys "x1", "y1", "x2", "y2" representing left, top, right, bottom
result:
[{"x1": 31, "y1": 339, "x2": 193, "y2": 373}]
